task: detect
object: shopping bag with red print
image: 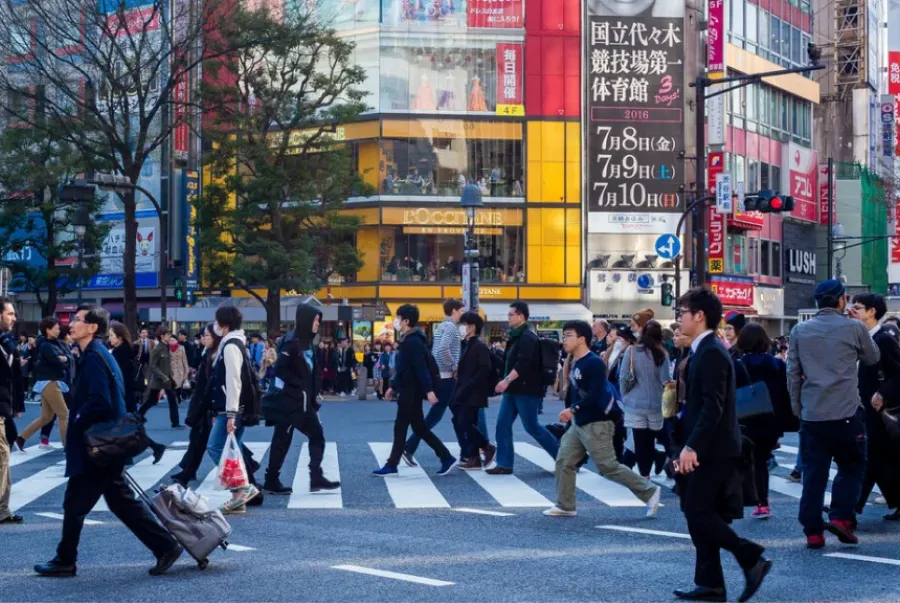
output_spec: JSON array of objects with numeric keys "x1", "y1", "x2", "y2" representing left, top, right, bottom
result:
[{"x1": 216, "y1": 432, "x2": 249, "y2": 490}]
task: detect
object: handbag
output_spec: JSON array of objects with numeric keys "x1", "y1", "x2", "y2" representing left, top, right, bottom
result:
[
  {"x1": 662, "y1": 383, "x2": 678, "y2": 418},
  {"x1": 621, "y1": 347, "x2": 637, "y2": 394},
  {"x1": 735, "y1": 359, "x2": 775, "y2": 420},
  {"x1": 883, "y1": 406, "x2": 900, "y2": 442}
]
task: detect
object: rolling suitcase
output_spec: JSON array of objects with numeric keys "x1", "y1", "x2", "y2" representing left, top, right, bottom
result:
[{"x1": 125, "y1": 471, "x2": 231, "y2": 570}]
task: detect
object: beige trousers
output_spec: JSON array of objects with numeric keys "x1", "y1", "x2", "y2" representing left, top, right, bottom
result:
[
  {"x1": 0, "y1": 417, "x2": 10, "y2": 519},
  {"x1": 19, "y1": 381, "x2": 68, "y2": 445}
]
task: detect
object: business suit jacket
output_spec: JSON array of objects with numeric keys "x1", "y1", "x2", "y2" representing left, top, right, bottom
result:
[
  {"x1": 859, "y1": 327, "x2": 900, "y2": 465},
  {"x1": 451, "y1": 337, "x2": 492, "y2": 409}
]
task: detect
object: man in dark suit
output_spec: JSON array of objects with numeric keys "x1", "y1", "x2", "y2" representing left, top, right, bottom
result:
[
  {"x1": 451, "y1": 312, "x2": 496, "y2": 470},
  {"x1": 674, "y1": 287, "x2": 771, "y2": 603},
  {"x1": 850, "y1": 293, "x2": 900, "y2": 519},
  {"x1": 0, "y1": 298, "x2": 25, "y2": 525}
]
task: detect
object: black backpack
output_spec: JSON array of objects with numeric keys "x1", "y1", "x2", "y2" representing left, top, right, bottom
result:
[
  {"x1": 538, "y1": 337, "x2": 560, "y2": 389},
  {"x1": 222, "y1": 339, "x2": 262, "y2": 426}
]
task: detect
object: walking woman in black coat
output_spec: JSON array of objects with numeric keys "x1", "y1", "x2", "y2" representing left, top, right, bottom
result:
[{"x1": 734, "y1": 323, "x2": 790, "y2": 521}]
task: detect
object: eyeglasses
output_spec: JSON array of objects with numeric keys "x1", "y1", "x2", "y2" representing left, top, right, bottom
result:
[{"x1": 507, "y1": 312, "x2": 519, "y2": 318}]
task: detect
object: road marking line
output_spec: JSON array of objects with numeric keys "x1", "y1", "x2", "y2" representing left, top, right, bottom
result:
[
  {"x1": 778, "y1": 444, "x2": 799, "y2": 455},
  {"x1": 451, "y1": 507, "x2": 516, "y2": 517},
  {"x1": 36, "y1": 512, "x2": 103, "y2": 525},
  {"x1": 196, "y1": 442, "x2": 270, "y2": 508},
  {"x1": 289, "y1": 442, "x2": 342, "y2": 509},
  {"x1": 368, "y1": 443, "x2": 450, "y2": 509},
  {"x1": 168, "y1": 441, "x2": 192, "y2": 447},
  {"x1": 768, "y1": 474, "x2": 832, "y2": 505},
  {"x1": 445, "y1": 443, "x2": 551, "y2": 508},
  {"x1": 596, "y1": 525, "x2": 691, "y2": 539},
  {"x1": 824, "y1": 552, "x2": 900, "y2": 566},
  {"x1": 9, "y1": 461, "x2": 68, "y2": 513},
  {"x1": 331, "y1": 564, "x2": 455, "y2": 586},
  {"x1": 9, "y1": 445, "x2": 58, "y2": 467},
  {"x1": 515, "y1": 442, "x2": 644, "y2": 507},
  {"x1": 94, "y1": 452, "x2": 182, "y2": 512},
  {"x1": 226, "y1": 544, "x2": 256, "y2": 552}
]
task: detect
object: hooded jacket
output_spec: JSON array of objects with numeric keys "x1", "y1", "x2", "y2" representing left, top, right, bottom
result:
[
  {"x1": 263, "y1": 303, "x2": 322, "y2": 425},
  {"x1": 391, "y1": 328, "x2": 433, "y2": 402}
]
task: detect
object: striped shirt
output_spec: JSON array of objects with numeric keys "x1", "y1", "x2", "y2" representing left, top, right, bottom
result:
[{"x1": 433, "y1": 318, "x2": 460, "y2": 378}]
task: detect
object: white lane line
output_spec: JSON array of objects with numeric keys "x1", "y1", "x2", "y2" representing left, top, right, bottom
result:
[
  {"x1": 515, "y1": 442, "x2": 644, "y2": 507},
  {"x1": 94, "y1": 452, "x2": 183, "y2": 512},
  {"x1": 36, "y1": 512, "x2": 104, "y2": 525},
  {"x1": 368, "y1": 443, "x2": 450, "y2": 509},
  {"x1": 778, "y1": 444, "x2": 799, "y2": 455},
  {"x1": 446, "y1": 443, "x2": 551, "y2": 508},
  {"x1": 769, "y1": 474, "x2": 832, "y2": 505},
  {"x1": 168, "y1": 441, "x2": 191, "y2": 447},
  {"x1": 596, "y1": 525, "x2": 691, "y2": 540},
  {"x1": 9, "y1": 461, "x2": 68, "y2": 513},
  {"x1": 196, "y1": 442, "x2": 270, "y2": 508},
  {"x1": 289, "y1": 442, "x2": 342, "y2": 509},
  {"x1": 226, "y1": 544, "x2": 256, "y2": 552},
  {"x1": 331, "y1": 565, "x2": 455, "y2": 586},
  {"x1": 825, "y1": 553, "x2": 900, "y2": 566},
  {"x1": 9, "y1": 445, "x2": 58, "y2": 467},
  {"x1": 451, "y1": 507, "x2": 516, "y2": 517},
  {"x1": 773, "y1": 453, "x2": 879, "y2": 495}
]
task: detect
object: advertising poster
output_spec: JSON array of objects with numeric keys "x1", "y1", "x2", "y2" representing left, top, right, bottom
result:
[
  {"x1": 584, "y1": 1, "x2": 686, "y2": 234},
  {"x1": 182, "y1": 170, "x2": 200, "y2": 290},
  {"x1": 782, "y1": 142, "x2": 818, "y2": 223},
  {"x1": 468, "y1": 0, "x2": 522, "y2": 28},
  {"x1": 707, "y1": 207, "x2": 725, "y2": 274},
  {"x1": 382, "y1": 0, "x2": 468, "y2": 27},
  {"x1": 707, "y1": 0, "x2": 724, "y2": 76},
  {"x1": 818, "y1": 162, "x2": 834, "y2": 225},
  {"x1": 315, "y1": 0, "x2": 380, "y2": 29},
  {"x1": 709, "y1": 276, "x2": 753, "y2": 307},
  {"x1": 495, "y1": 43, "x2": 523, "y2": 115}
]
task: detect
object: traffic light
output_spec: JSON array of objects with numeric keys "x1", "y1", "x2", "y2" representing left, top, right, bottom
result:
[
  {"x1": 743, "y1": 190, "x2": 795, "y2": 213},
  {"x1": 660, "y1": 281, "x2": 674, "y2": 307},
  {"x1": 174, "y1": 278, "x2": 186, "y2": 306}
]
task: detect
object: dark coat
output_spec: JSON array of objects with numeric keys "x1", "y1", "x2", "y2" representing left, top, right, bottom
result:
[
  {"x1": 859, "y1": 327, "x2": 900, "y2": 465},
  {"x1": 147, "y1": 341, "x2": 174, "y2": 390},
  {"x1": 65, "y1": 338, "x2": 127, "y2": 477},
  {"x1": 392, "y1": 329, "x2": 433, "y2": 403},
  {"x1": 263, "y1": 304, "x2": 323, "y2": 426},
  {"x1": 451, "y1": 337, "x2": 492, "y2": 408},
  {"x1": 337, "y1": 346, "x2": 357, "y2": 372},
  {"x1": 111, "y1": 342, "x2": 137, "y2": 399},
  {"x1": 186, "y1": 352, "x2": 213, "y2": 428},
  {"x1": 32, "y1": 338, "x2": 72, "y2": 383},
  {"x1": 0, "y1": 333, "x2": 24, "y2": 446},
  {"x1": 504, "y1": 325, "x2": 544, "y2": 398},
  {"x1": 734, "y1": 352, "x2": 790, "y2": 444}
]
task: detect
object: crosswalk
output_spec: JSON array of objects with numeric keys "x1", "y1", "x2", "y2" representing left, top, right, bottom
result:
[{"x1": 6, "y1": 440, "x2": 861, "y2": 514}]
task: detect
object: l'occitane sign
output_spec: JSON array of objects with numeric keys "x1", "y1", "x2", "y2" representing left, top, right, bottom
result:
[{"x1": 382, "y1": 207, "x2": 523, "y2": 227}]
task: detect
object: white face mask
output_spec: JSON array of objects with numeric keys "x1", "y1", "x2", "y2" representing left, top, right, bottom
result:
[
  {"x1": 458, "y1": 325, "x2": 468, "y2": 339},
  {"x1": 213, "y1": 324, "x2": 224, "y2": 337},
  {"x1": 393, "y1": 318, "x2": 401, "y2": 331}
]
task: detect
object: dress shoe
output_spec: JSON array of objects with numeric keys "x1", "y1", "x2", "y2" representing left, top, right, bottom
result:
[
  {"x1": 35, "y1": 558, "x2": 76, "y2": 577},
  {"x1": 481, "y1": 444, "x2": 497, "y2": 467},
  {"x1": 149, "y1": 544, "x2": 183, "y2": 576},
  {"x1": 0, "y1": 514, "x2": 24, "y2": 524},
  {"x1": 310, "y1": 474, "x2": 340, "y2": 492},
  {"x1": 151, "y1": 444, "x2": 167, "y2": 465},
  {"x1": 485, "y1": 466, "x2": 513, "y2": 475},
  {"x1": 673, "y1": 586, "x2": 726, "y2": 602},
  {"x1": 739, "y1": 557, "x2": 773, "y2": 603}
]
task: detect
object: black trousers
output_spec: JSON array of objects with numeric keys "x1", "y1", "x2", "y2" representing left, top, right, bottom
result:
[
  {"x1": 57, "y1": 465, "x2": 176, "y2": 565},
  {"x1": 267, "y1": 414, "x2": 327, "y2": 480},
  {"x1": 858, "y1": 417, "x2": 900, "y2": 512},
  {"x1": 335, "y1": 370, "x2": 353, "y2": 394},
  {"x1": 388, "y1": 397, "x2": 451, "y2": 466},
  {"x1": 178, "y1": 418, "x2": 213, "y2": 482},
  {"x1": 748, "y1": 435, "x2": 778, "y2": 507},
  {"x1": 138, "y1": 389, "x2": 180, "y2": 427},
  {"x1": 452, "y1": 405, "x2": 488, "y2": 459},
  {"x1": 683, "y1": 460, "x2": 764, "y2": 589}
]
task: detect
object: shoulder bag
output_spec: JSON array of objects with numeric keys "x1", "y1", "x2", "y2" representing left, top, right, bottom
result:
[
  {"x1": 734, "y1": 359, "x2": 775, "y2": 420},
  {"x1": 883, "y1": 406, "x2": 900, "y2": 443},
  {"x1": 621, "y1": 346, "x2": 637, "y2": 394}
]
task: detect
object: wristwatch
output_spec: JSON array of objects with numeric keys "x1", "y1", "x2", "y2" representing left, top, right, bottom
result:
[{"x1": 571, "y1": 405, "x2": 579, "y2": 414}]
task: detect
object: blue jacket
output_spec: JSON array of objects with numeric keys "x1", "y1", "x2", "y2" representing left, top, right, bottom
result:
[
  {"x1": 65, "y1": 338, "x2": 127, "y2": 477},
  {"x1": 391, "y1": 329, "x2": 433, "y2": 402}
]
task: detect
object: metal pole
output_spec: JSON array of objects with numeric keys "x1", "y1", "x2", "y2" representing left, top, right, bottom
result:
[
  {"x1": 160, "y1": 208, "x2": 168, "y2": 322},
  {"x1": 826, "y1": 156, "x2": 834, "y2": 279},
  {"x1": 76, "y1": 238, "x2": 84, "y2": 305},
  {"x1": 694, "y1": 78, "x2": 707, "y2": 287}
]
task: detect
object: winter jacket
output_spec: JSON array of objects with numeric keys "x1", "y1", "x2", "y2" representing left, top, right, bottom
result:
[
  {"x1": 504, "y1": 324, "x2": 544, "y2": 397},
  {"x1": 186, "y1": 351, "x2": 213, "y2": 428},
  {"x1": 451, "y1": 337, "x2": 492, "y2": 408},
  {"x1": 111, "y1": 342, "x2": 138, "y2": 400},
  {"x1": 0, "y1": 333, "x2": 24, "y2": 421},
  {"x1": 734, "y1": 352, "x2": 790, "y2": 443},
  {"x1": 392, "y1": 329, "x2": 433, "y2": 403},
  {"x1": 210, "y1": 330, "x2": 247, "y2": 417},
  {"x1": 148, "y1": 341, "x2": 175, "y2": 390},
  {"x1": 264, "y1": 304, "x2": 323, "y2": 426},
  {"x1": 32, "y1": 337, "x2": 72, "y2": 383}
]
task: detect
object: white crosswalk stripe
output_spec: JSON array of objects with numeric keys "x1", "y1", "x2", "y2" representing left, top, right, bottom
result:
[
  {"x1": 6, "y1": 439, "x2": 868, "y2": 513},
  {"x1": 9, "y1": 445, "x2": 57, "y2": 467}
]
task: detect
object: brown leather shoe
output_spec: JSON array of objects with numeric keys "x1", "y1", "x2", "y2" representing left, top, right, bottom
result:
[
  {"x1": 481, "y1": 444, "x2": 497, "y2": 467},
  {"x1": 460, "y1": 458, "x2": 482, "y2": 471},
  {"x1": 485, "y1": 466, "x2": 512, "y2": 475}
]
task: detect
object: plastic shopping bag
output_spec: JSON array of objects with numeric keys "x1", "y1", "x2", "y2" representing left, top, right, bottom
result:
[{"x1": 216, "y1": 432, "x2": 249, "y2": 490}]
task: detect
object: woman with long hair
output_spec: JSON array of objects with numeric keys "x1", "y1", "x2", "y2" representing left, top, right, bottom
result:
[
  {"x1": 259, "y1": 337, "x2": 277, "y2": 390},
  {"x1": 734, "y1": 323, "x2": 789, "y2": 520},
  {"x1": 15, "y1": 317, "x2": 72, "y2": 450},
  {"x1": 619, "y1": 319, "x2": 671, "y2": 479}
]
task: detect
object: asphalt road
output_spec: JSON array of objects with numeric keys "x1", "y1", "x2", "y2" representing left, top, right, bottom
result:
[{"x1": 3, "y1": 395, "x2": 899, "y2": 603}]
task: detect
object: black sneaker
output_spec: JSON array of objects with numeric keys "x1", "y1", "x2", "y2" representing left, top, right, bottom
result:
[
  {"x1": 34, "y1": 557, "x2": 76, "y2": 577},
  {"x1": 788, "y1": 469, "x2": 802, "y2": 483},
  {"x1": 263, "y1": 478, "x2": 293, "y2": 495},
  {"x1": 310, "y1": 475, "x2": 341, "y2": 492}
]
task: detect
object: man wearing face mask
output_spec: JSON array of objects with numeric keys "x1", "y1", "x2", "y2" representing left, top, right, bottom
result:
[
  {"x1": 262, "y1": 303, "x2": 340, "y2": 495},
  {"x1": 451, "y1": 312, "x2": 495, "y2": 470}
]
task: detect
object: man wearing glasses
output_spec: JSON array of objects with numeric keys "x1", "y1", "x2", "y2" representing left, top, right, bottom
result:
[{"x1": 787, "y1": 279, "x2": 880, "y2": 549}]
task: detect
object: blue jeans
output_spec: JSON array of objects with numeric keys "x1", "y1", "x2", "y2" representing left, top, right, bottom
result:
[
  {"x1": 405, "y1": 378, "x2": 455, "y2": 455},
  {"x1": 495, "y1": 393, "x2": 559, "y2": 469},
  {"x1": 206, "y1": 415, "x2": 246, "y2": 489},
  {"x1": 798, "y1": 409, "x2": 866, "y2": 536}
]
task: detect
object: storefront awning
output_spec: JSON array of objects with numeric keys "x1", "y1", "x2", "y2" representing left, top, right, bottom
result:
[{"x1": 481, "y1": 302, "x2": 593, "y2": 324}]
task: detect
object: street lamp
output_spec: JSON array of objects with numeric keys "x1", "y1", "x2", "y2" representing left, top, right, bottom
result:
[
  {"x1": 832, "y1": 223, "x2": 846, "y2": 281},
  {"x1": 73, "y1": 206, "x2": 90, "y2": 305},
  {"x1": 459, "y1": 183, "x2": 483, "y2": 311}
]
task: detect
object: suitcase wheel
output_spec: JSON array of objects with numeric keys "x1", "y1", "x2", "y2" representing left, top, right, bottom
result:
[
  {"x1": 197, "y1": 559, "x2": 209, "y2": 570},
  {"x1": 220, "y1": 541, "x2": 228, "y2": 550}
]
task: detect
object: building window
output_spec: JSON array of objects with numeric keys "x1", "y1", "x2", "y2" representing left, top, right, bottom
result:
[
  {"x1": 381, "y1": 136, "x2": 523, "y2": 198},
  {"x1": 748, "y1": 237, "x2": 759, "y2": 275},
  {"x1": 770, "y1": 15, "x2": 781, "y2": 57},
  {"x1": 771, "y1": 165, "x2": 781, "y2": 193},
  {"x1": 771, "y1": 242, "x2": 782, "y2": 277},
  {"x1": 760, "y1": 162, "x2": 770, "y2": 190},
  {"x1": 732, "y1": 0, "x2": 745, "y2": 41},
  {"x1": 380, "y1": 225, "x2": 524, "y2": 283},
  {"x1": 727, "y1": 233, "x2": 747, "y2": 275},
  {"x1": 760, "y1": 239, "x2": 771, "y2": 275},
  {"x1": 746, "y1": 3, "x2": 757, "y2": 52}
]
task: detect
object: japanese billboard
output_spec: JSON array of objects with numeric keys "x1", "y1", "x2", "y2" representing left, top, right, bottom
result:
[
  {"x1": 782, "y1": 142, "x2": 818, "y2": 223},
  {"x1": 182, "y1": 170, "x2": 200, "y2": 290},
  {"x1": 468, "y1": 0, "x2": 523, "y2": 28},
  {"x1": 707, "y1": 0, "x2": 724, "y2": 76},
  {"x1": 890, "y1": 51, "x2": 900, "y2": 95},
  {"x1": 584, "y1": 1, "x2": 686, "y2": 234},
  {"x1": 100, "y1": 225, "x2": 157, "y2": 275},
  {"x1": 707, "y1": 207, "x2": 725, "y2": 274},
  {"x1": 817, "y1": 162, "x2": 834, "y2": 225},
  {"x1": 495, "y1": 43, "x2": 523, "y2": 115},
  {"x1": 382, "y1": 0, "x2": 468, "y2": 28},
  {"x1": 882, "y1": 95, "x2": 895, "y2": 158},
  {"x1": 709, "y1": 276, "x2": 754, "y2": 307}
]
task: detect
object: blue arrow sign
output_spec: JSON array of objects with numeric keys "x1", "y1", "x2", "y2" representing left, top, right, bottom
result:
[{"x1": 655, "y1": 234, "x2": 681, "y2": 260}]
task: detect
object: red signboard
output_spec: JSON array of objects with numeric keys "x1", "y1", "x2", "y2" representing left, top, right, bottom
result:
[
  {"x1": 710, "y1": 278, "x2": 754, "y2": 307},
  {"x1": 707, "y1": 151, "x2": 724, "y2": 195},
  {"x1": 782, "y1": 142, "x2": 818, "y2": 223},
  {"x1": 173, "y1": 71, "x2": 189, "y2": 158},
  {"x1": 818, "y1": 162, "x2": 834, "y2": 225},
  {"x1": 107, "y1": 8, "x2": 160, "y2": 37},
  {"x1": 707, "y1": 207, "x2": 726, "y2": 274},
  {"x1": 495, "y1": 43, "x2": 523, "y2": 107},
  {"x1": 468, "y1": 0, "x2": 523, "y2": 28},
  {"x1": 892, "y1": 201, "x2": 900, "y2": 265},
  {"x1": 707, "y1": 0, "x2": 725, "y2": 75},
  {"x1": 890, "y1": 51, "x2": 900, "y2": 95}
]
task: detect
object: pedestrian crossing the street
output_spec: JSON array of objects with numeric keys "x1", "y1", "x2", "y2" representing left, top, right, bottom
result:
[{"x1": 5, "y1": 440, "x2": 861, "y2": 515}]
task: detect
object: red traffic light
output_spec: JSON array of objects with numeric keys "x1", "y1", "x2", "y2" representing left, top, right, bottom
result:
[{"x1": 770, "y1": 197, "x2": 783, "y2": 211}]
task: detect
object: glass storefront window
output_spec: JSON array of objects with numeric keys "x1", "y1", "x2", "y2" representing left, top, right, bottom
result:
[
  {"x1": 380, "y1": 225, "x2": 524, "y2": 283},
  {"x1": 381, "y1": 137, "x2": 523, "y2": 197},
  {"x1": 727, "y1": 233, "x2": 747, "y2": 275}
]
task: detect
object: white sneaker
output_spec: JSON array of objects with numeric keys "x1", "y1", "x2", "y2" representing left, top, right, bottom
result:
[
  {"x1": 875, "y1": 496, "x2": 887, "y2": 505},
  {"x1": 338, "y1": 392, "x2": 346, "y2": 398},
  {"x1": 543, "y1": 506, "x2": 577, "y2": 517},
  {"x1": 38, "y1": 442, "x2": 55, "y2": 450},
  {"x1": 646, "y1": 487, "x2": 662, "y2": 518}
]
